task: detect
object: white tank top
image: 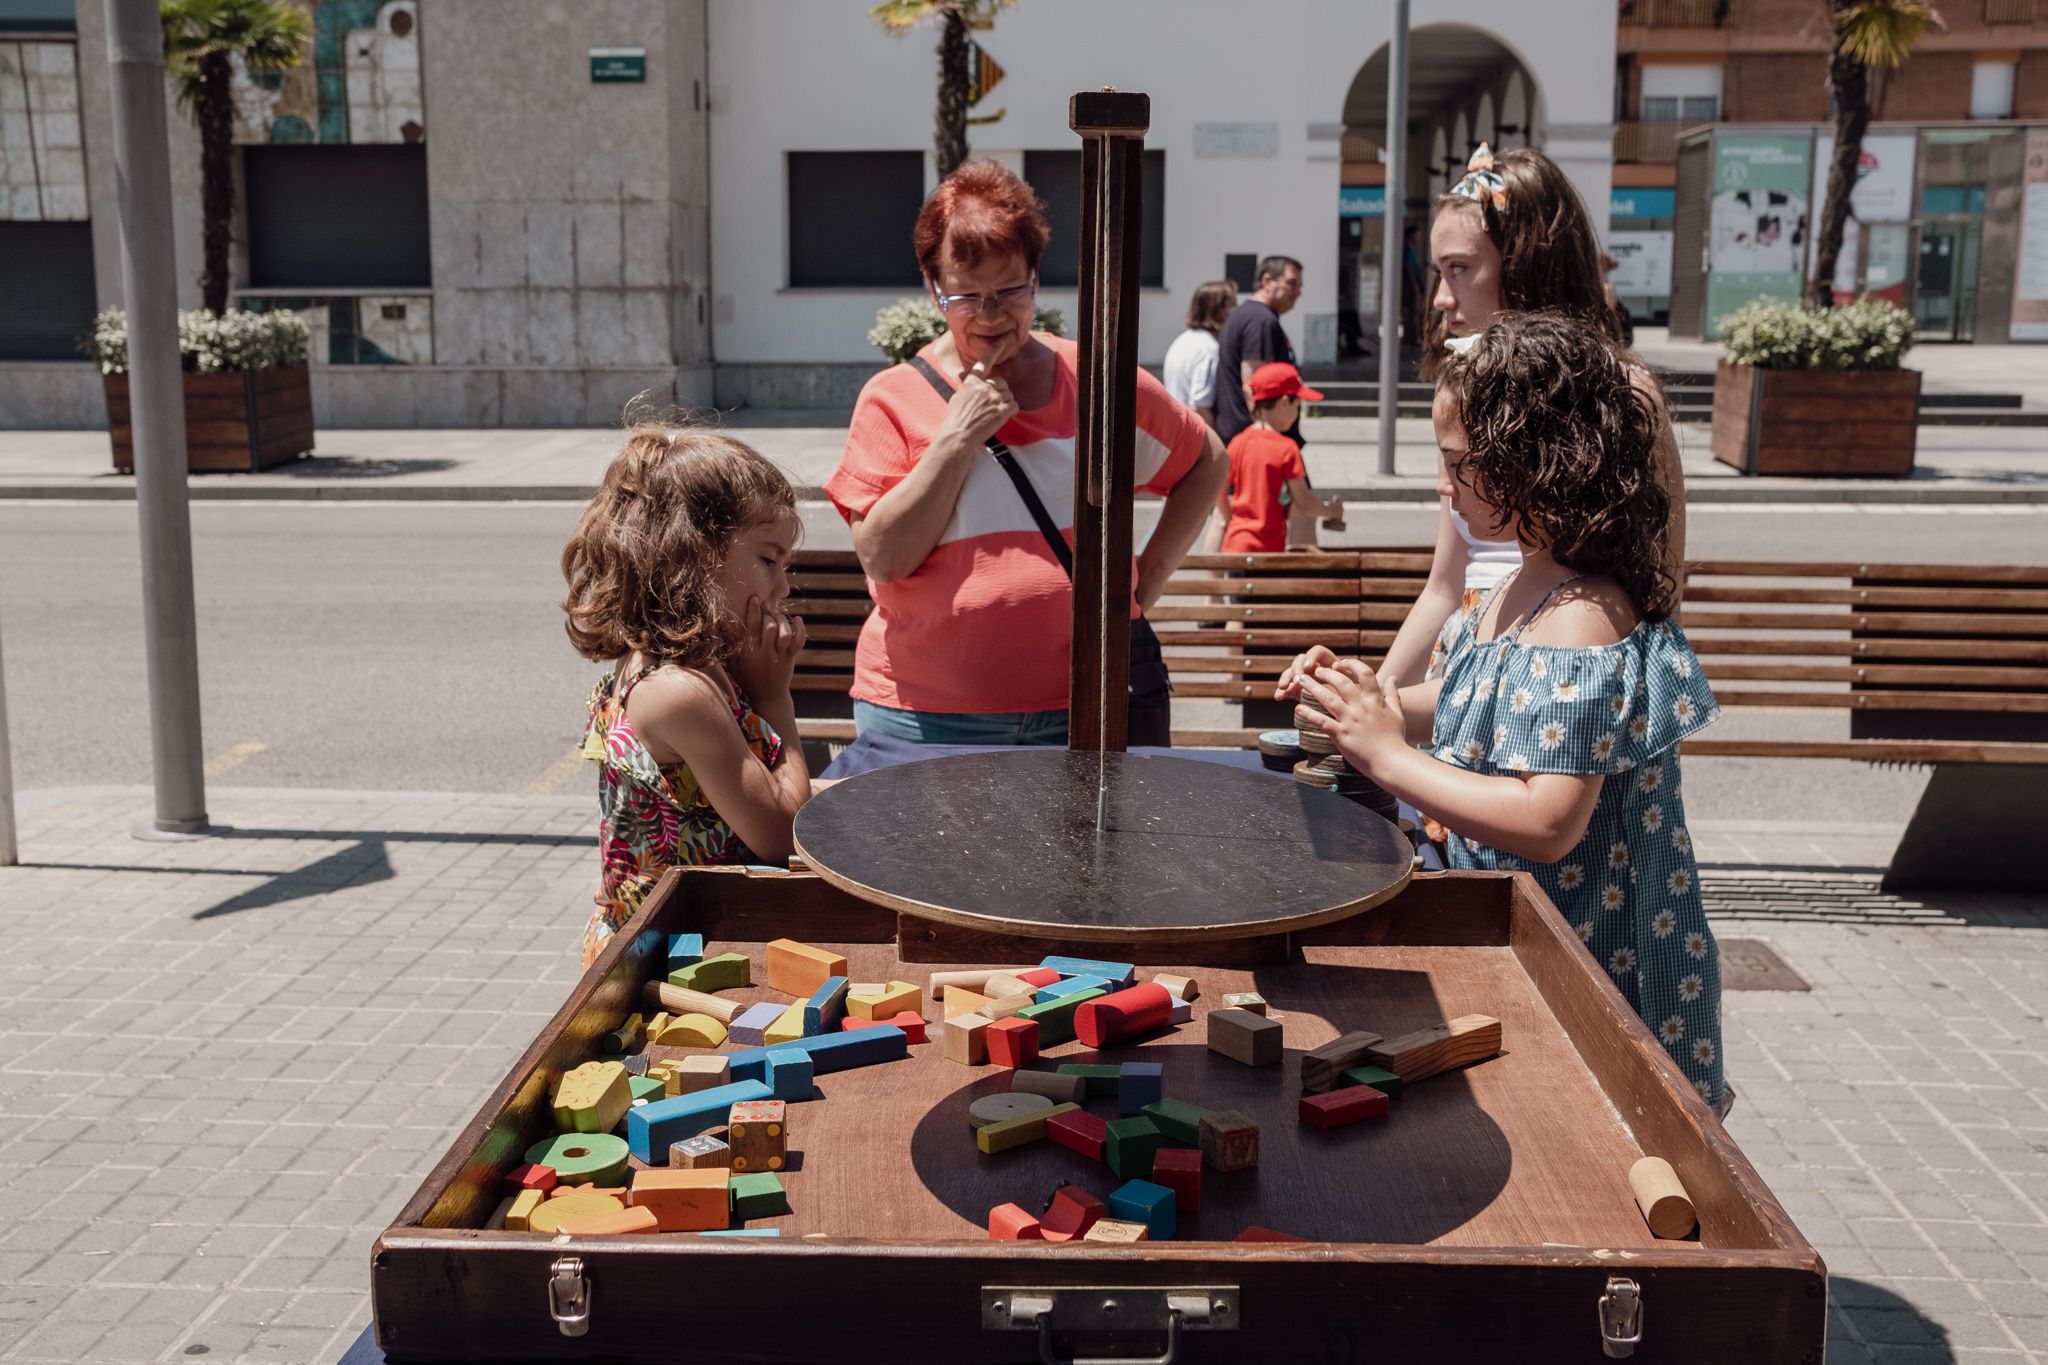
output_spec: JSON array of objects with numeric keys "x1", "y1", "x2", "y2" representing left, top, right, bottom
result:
[{"x1": 1450, "y1": 506, "x2": 1521, "y2": 593}]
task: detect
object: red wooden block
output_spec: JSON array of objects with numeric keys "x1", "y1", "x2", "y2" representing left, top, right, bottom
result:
[
  {"x1": 1299, "y1": 1084, "x2": 1389, "y2": 1129},
  {"x1": 842, "y1": 1011, "x2": 928, "y2": 1044},
  {"x1": 987, "y1": 1017, "x2": 1040, "y2": 1069},
  {"x1": 989, "y1": 1203, "x2": 1044, "y2": 1240},
  {"x1": 504, "y1": 1163, "x2": 557, "y2": 1194},
  {"x1": 1019, "y1": 968, "x2": 1063, "y2": 988},
  {"x1": 1151, "y1": 1147, "x2": 1203, "y2": 1213},
  {"x1": 1038, "y1": 1186, "x2": 1107, "y2": 1242},
  {"x1": 1237, "y1": 1225, "x2": 1309, "y2": 1242},
  {"x1": 1047, "y1": 1107, "x2": 1109, "y2": 1161},
  {"x1": 1072, "y1": 983, "x2": 1173, "y2": 1049}
]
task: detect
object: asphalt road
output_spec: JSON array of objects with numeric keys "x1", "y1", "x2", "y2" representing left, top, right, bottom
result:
[{"x1": 2, "y1": 500, "x2": 2042, "y2": 835}]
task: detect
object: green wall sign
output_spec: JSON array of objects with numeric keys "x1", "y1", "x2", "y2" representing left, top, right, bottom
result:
[{"x1": 590, "y1": 46, "x2": 647, "y2": 83}]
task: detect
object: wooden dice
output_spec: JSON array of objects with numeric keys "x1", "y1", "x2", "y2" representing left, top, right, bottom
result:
[{"x1": 726, "y1": 1099, "x2": 787, "y2": 1173}]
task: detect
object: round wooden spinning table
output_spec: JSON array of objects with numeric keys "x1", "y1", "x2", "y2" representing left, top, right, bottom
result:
[{"x1": 793, "y1": 750, "x2": 1413, "y2": 944}]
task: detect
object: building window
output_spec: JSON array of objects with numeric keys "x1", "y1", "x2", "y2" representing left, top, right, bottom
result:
[
  {"x1": 0, "y1": 0, "x2": 75, "y2": 32},
  {"x1": 787, "y1": 151, "x2": 924, "y2": 289},
  {"x1": 1022, "y1": 149, "x2": 1166, "y2": 289},
  {"x1": 1642, "y1": 95, "x2": 1720, "y2": 123},
  {"x1": 243, "y1": 145, "x2": 430, "y2": 288},
  {"x1": 1969, "y1": 59, "x2": 2016, "y2": 120},
  {"x1": 1641, "y1": 62, "x2": 1723, "y2": 123},
  {"x1": 0, "y1": 221, "x2": 95, "y2": 359}
]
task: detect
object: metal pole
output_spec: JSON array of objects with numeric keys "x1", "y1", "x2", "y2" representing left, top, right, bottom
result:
[
  {"x1": 0, "y1": 617, "x2": 16, "y2": 866},
  {"x1": 107, "y1": 0, "x2": 208, "y2": 835},
  {"x1": 1376, "y1": 0, "x2": 1410, "y2": 477}
]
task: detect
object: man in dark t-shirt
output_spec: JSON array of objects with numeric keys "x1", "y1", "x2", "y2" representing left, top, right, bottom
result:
[{"x1": 1215, "y1": 255, "x2": 1304, "y2": 446}]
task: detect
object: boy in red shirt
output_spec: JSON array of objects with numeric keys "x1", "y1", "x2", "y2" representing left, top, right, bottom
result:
[{"x1": 1221, "y1": 363, "x2": 1344, "y2": 553}]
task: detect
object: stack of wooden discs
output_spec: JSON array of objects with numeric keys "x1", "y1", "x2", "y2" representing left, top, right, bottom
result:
[
  {"x1": 1257, "y1": 729, "x2": 1306, "y2": 772},
  {"x1": 1293, "y1": 691, "x2": 1399, "y2": 823}
]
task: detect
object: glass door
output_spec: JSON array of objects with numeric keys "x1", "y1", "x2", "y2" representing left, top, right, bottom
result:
[{"x1": 1913, "y1": 223, "x2": 1980, "y2": 341}]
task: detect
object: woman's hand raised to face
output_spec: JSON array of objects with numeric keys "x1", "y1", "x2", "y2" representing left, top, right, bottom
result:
[{"x1": 942, "y1": 355, "x2": 1021, "y2": 450}]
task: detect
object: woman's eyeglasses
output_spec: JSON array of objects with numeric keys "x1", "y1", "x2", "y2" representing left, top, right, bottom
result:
[{"x1": 930, "y1": 278, "x2": 1038, "y2": 318}]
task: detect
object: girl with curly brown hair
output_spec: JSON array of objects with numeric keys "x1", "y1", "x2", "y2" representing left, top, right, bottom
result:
[
  {"x1": 561, "y1": 424, "x2": 809, "y2": 966},
  {"x1": 1277, "y1": 313, "x2": 1727, "y2": 1112}
]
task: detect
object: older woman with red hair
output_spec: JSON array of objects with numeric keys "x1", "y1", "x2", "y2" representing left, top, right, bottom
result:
[{"x1": 826, "y1": 160, "x2": 1228, "y2": 746}]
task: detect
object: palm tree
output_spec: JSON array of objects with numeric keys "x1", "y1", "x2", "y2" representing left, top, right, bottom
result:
[
  {"x1": 1805, "y1": 0, "x2": 1938, "y2": 308},
  {"x1": 160, "y1": 0, "x2": 310, "y2": 316},
  {"x1": 868, "y1": 0, "x2": 1015, "y2": 180}
]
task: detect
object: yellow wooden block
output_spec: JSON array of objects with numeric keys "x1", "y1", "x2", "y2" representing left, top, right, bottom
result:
[
  {"x1": 647, "y1": 1011, "x2": 671, "y2": 1039},
  {"x1": 505, "y1": 1188, "x2": 546, "y2": 1232},
  {"x1": 848, "y1": 980, "x2": 923, "y2": 1021},
  {"x1": 654, "y1": 1012, "x2": 729, "y2": 1048},
  {"x1": 555, "y1": 1203, "x2": 661, "y2": 1236},
  {"x1": 647, "y1": 1061, "x2": 680, "y2": 1097},
  {"x1": 943, "y1": 987, "x2": 993, "y2": 1019},
  {"x1": 527, "y1": 1188, "x2": 629, "y2": 1235},
  {"x1": 976, "y1": 1102, "x2": 1078, "y2": 1155},
  {"x1": 551, "y1": 1060, "x2": 631, "y2": 1134},
  {"x1": 763, "y1": 1001, "x2": 807, "y2": 1045},
  {"x1": 765, "y1": 938, "x2": 848, "y2": 997}
]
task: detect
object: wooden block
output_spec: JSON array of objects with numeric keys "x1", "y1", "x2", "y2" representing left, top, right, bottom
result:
[
  {"x1": 547, "y1": 1183, "x2": 624, "y2": 1202},
  {"x1": 763, "y1": 1001, "x2": 807, "y2": 1046},
  {"x1": 1017, "y1": 987, "x2": 1105, "y2": 1047},
  {"x1": 765, "y1": 938, "x2": 847, "y2": 997},
  {"x1": 1221, "y1": 992, "x2": 1268, "y2": 1016},
  {"x1": 1152, "y1": 973, "x2": 1198, "y2": 1002},
  {"x1": 669, "y1": 1134, "x2": 730, "y2": 1169},
  {"x1": 1108, "y1": 1178, "x2": 1176, "y2": 1241},
  {"x1": 1057, "y1": 1064, "x2": 1122, "y2": 1098},
  {"x1": 728, "y1": 1001, "x2": 785, "y2": 1047},
  {"x1": 668, "y1": 951, "x2": 751, "y2": 994},
  {"x1": 727, "y1": 1099, "x2": 788, "y2": 1173},
  {"x1": 943, "y1": 1013, "x2": 992, "y2": 1066},
  {"x1": 645, "y1": 1012, "x2": 671, "y2": 1040},
  {"x1": 1047, "y1": 1107, "x2": 1109, "y2": 1161},
  {"x1": 1364, "y1": 1016, "x2": 1502, "y2": 1084},
  {"x1": 988, "y1": 1203, "x2": 1044, "y2": 1240},
  {"x1": 504, "y1": 1163, "x2": 557, "y2": 1194},
  {"x1": 1236, "y1": 1224, "x2": 1308, "y2": 1242},
  {"x1": 803, "y1": 975, "x2": 850, "y2": 1035},
  {"x1": 1339, "y1": 1065, "x2": 1404, "y2": 1101},
  {"x1": 729, "y1": 1171, "x2": 789, "y2": 1219},
  {"x1": 1039, "y1": 1186, "x2": 1107, "y2": 1242},
  {"x1": 969, "y1": 1092, "x2": 1055, "y2": 1128},
  {"x1": 846, "y1": 981, "x2": 887, "y2": 998},
  {"x1": 1039, "y1": 955, "x2": 1136, "y2": 990},
  {"x1": 654, "y1": 1012, "x2": 728, "y2": 1048},
  {"x1": 628, "y1": 1168, "x2": 730, "y2": 1232},
  {"x1": 1299, "y1": 1084, "x2": 1389, "y2": 1129},
  {"x1": 763, "y1": 1048, "x2": 814, "y2": 1102},
  {"x1": 627, "y1": 1075, "x2": 667, "y2": 1104},
  {"x1": 1082, "y1": 1218, "x2": 1149, "y2": 1243},
  {"x1": 847, "y1": 980, "x2": 922, "y2": 1020},
  {"x1": 928, "y1": 969, "x2": 1017, "y2": 998},
  {"x1": 987, "y1": 1017, "x2": 1039, "y2": 1069},
  {"x1": 665, "y1": 932, "x2": 704, "y2": 971},
  {"x1": 523, "y1": 1132, "x2": 631, "y2": 1187},
  {"x1": 1152, "y1": 1147, "x2": 1202, "y2": 1213},
  {"x1": 1301, "y1": 1031, "x2": 1384, "y2": 1093},
  {"x1": 504, "y1": 1187, "x2": 546, "y2": 1232},
  {"x1": 1206, "y1": 1008, "x2": 1283, "y2": 1067},
  {"x1": 722, "y1": 1025, "x2": 909, "y2": 1082},
  {"x1": 942, "y1": 987, "x2": 994, "y2": 1019},
  {"x1": 982, "y1": 973, "x2": 1037, "y2": 1001},
  {"x1": 1168, "y1": 998, "x2": 1193, "y2": 1026},
  {"x1": 551, "y1": 1061, "x2": 632, "y2": 1134},
  {"x1": 621, "y1": 1053, "x2": 650, "y2": 1077},
  {"x1": 1142, "y1": 1097, "x2": 1211, "y2": 1145},
  {"x1": 975, "y1": 1101, "x2": 1078, "y2": 1155},
  {"x1": 1198, "y1": 1111, "x2": 1260, "y2": 1172},
  {"x1": 486, "y1": 1193, "x2": 517, "y2": 1230},
  {"x1": 1011, "y1": 1069, "x2": 1085, "y2": 1104},
  {"x1": 556, "y1": 1202, "x2": 662, "y2": 1236},
  {"x1": 975, "y1": 992, "x2": 1036, "y2": 1020},
  {"x1": 642, "y1": 981, "x2": 742, "y2": 1024},
  {"x1": 1018, "y1": 968, "x2": 1063, "y2": 988},
  {"x1": 526, "y1": 1188, "x2": 630, "y2": 1234},
  {"x1": 844, "y1": 1010, "x2": 927, "y2": 1044},
  {"x1": 1038, "y1": 973, "x2": 1112, "y2": 1003},
  {"x1": 625, "y1": 1079, "x2": 774, "y2": 1162},
  {"x1": 1630, "y1": 1157, "x2": 1698, "y2": 1239},
  {"x1": 1117, "y1": 1061, "x2": 1163, "y2": 1115},
  {"x1": 1104, "y1": 1117, "x2": 1164, "y2": 1179},
  {"x1": 1073, "y1": 983, "x2": 1174, "y2": 1049},
  {"x1": 672, "y1": 1055, "x2": 730, "y2": 1095},
  {"x1": 599, "y1": 1012, "x2": 644, "y2": 1054}
]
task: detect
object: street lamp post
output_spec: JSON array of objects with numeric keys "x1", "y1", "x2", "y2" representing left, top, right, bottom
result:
[
  {"x1": 0, "y1": 617, "x2": 15, "y2": 866},
  {"x1": 1376, "y1": 0, "x2": 1410, "y2": 478}
]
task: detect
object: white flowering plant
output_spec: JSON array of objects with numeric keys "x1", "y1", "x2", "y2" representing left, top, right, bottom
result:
[
  {"x1": 84, "y1": 307, "x2": 313, "y2": 375},
  {"x1": 1720, "y1": 297, "x2": 1914, "y2": 371},
  {"x1": 866, "y1": 297, "x2": 1067, "y2": 364}
]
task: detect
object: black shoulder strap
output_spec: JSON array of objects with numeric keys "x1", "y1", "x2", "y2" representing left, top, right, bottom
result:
[{"x1": 906, "y1": 356, "x2": 1074, "y2": 578}]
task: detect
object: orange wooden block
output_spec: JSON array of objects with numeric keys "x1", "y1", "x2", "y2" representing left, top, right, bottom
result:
[
  {"x1": 842, "y1": 1010, "x2": 927, "y2": 1044},
  {"x1": 988, "y1": 1203, "x2": 1044, "y2": 1240},
  {"x1": 555, "y1": 1203, "x2": 661, "y2": 1236},
  {"x1": 628, "y1": 1168, "x2": 730, "y2": 1232},
  {"x1": 765, "y1": 938, "x2": 848, "y2": 997}
]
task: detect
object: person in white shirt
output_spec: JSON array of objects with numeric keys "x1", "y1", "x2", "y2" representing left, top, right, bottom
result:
[{"x1": 1161, "y1": 280, "x2": 1238, "y2": 429}]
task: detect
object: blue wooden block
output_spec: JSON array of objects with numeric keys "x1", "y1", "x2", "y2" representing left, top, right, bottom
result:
[
  {"x1": 697, "y1": 1227, "x2": 782, "y2": 1237},
  {"x1": 803, "y1": 975, "x2": 849, "y2": 1036},
  {"x1": 1039, "y1": 955, "x2": 1136, "y2": 991},
  {"x1": 765, "y1": 1048, "x2": 814, "y2": 1101},
  {"x1": 724, "y1": 1025, "x2": 909, "y2": 1083},
  {"x1": 1118, "y1": 1061, "x2": 1164, "y2": 1116},
  {"x1": 626, "y1": 1079, "x2": 772, "y2": 1162},
  {"x1": 666, "y1": 933, "x2": 705, "y2": 971},
  {"x1": 729, "y1": 1001, "x2": 785, "y2": 1048},
  {"x1": 1036, "y1": 974, "x2": 1111, "y2": 1004},
  {"x1": 1108, "y1": 1178, "x2": 1176, "y2": 1241}
]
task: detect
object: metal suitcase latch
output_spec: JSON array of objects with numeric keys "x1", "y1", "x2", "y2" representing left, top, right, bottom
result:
[
  {"x1": 549, "y1": 1256, "x2": 591, "y2": 1338},
  {"x1": 983, "y1": 1286, "x2": 1237, "y2": 1365},
  {"x1": 1600, "y1": 1275, "x2": 1643, "y2": 1358}
]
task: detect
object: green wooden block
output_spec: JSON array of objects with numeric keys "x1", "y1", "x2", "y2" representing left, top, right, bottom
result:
[
  {"x1": 627, "y1": 1075, "x2": 667, "y2": 1104},
  {"x1": 1340, "y1": 1065, "x2": 1403, "y2": 1101},
  {"x1": 669, "y1": 952, "x2": 751, "y2": 992},
  {"x1": 1104, "y1": 1116, "x2": 1164, "y2": 1180},
  {"x1": 1142, "y1": 1097, "x2": 1211, "y2": 1145},
  {"x1": 729, "y1": 1171, "x2": 789, "y2": 1219},
  {"x1": 1058, "y1": 1064, "x2": 1123, "y2": 1098},
  {"x1": 1017, "y1": 987, "x2": 1106, "y2": 1047}
]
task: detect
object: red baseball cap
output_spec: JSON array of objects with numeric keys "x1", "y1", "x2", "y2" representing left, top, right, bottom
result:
[{"x1": 1248, "y1": 362, "x2": 1324, "y2": 403}]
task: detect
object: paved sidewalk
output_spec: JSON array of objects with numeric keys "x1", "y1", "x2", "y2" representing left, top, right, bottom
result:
[{"x1": 1, "y1": 787, "x2": 2046, "y2": 1362}]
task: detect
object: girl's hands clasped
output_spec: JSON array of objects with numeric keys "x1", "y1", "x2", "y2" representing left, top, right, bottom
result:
[
  {"x1": 1276, "y1": 648, "x2": 1407, "y2": 772},
  {"x1": 729, "y1": 596, "x2": 806, "y2": 704}
]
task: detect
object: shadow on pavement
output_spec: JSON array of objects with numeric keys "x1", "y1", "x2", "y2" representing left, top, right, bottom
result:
[{"x1": 1830, "y1": 1277, "x2": 1955, "y2": 1363}]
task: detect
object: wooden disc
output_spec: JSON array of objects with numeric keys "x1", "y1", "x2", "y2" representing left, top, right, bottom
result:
[
  {"x1": 793, "y1": 751, "x2": 1412, "y2": 944},
  {"x1": 968, "y1": 1092, "x2": 1055, "y2": 1128}
]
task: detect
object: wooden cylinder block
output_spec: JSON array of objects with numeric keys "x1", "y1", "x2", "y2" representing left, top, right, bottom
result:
[
  {"x1": 1630, "y1": 1156, "x2": 1697, "y2": 1239},
  {"x1": 1073, "y1": 983, "x2": 1173, "y2": 1048}
]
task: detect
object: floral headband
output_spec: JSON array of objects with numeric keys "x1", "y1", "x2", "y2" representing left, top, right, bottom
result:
[{"x1": 1449, "y1": 143, "x2": 1508, "y2": 212}]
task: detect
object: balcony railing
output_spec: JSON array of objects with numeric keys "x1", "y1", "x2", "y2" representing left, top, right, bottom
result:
[
  {"x1": 1985, "y1": 0, "x2": 2036, "y2": 23},
  {"x1": 1619, "y1": 0, "x2": 1739, "y2": 26},
  {"x1": 1615, "y1": 121, "x2": 1686, "y2": 163}
]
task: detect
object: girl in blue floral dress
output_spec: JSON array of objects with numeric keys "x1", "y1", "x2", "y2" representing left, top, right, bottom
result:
[{"x1": 1279, "y1": 312, "x2": 1726, "y2": 1109}]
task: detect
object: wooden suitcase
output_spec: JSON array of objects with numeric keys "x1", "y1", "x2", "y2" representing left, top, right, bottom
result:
[{"x1": 371, "y1": 867, "x2": 1825, "y2": 1363}]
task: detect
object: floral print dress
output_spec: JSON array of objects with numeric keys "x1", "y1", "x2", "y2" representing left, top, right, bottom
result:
[
  {"x1": 1430, "y1": 578, "x2": 1726, "y2": 1106},
  {"x1": 579, "y1": 662, "x2": 783, "y2": 967}
]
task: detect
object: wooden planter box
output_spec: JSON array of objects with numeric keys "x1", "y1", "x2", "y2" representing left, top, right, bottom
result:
[
  {"x1": 370, "y1": 866, "x2": 1825, "y2": 1363},
  {"x1": 105, "y1": 361, "x2": 314, "y2": 473},
  {"x1": 1710, "y1": 359, "x2": 1919, "y2": 478}
]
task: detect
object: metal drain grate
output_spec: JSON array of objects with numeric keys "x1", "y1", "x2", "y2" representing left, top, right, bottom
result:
[{"x1": 1718, "y1": 938, "x2": 1811, "y2": 992}]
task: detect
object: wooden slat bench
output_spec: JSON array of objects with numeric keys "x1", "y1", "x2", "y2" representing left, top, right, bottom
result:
[{"x1": 786, "y1": 549, "x2": 2048, "y2": 891}]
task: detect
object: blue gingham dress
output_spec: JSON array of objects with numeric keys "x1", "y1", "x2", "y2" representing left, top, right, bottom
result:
[{"x1": 1431, "y1": 582, "x2": 1726, "y2": 1106}]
